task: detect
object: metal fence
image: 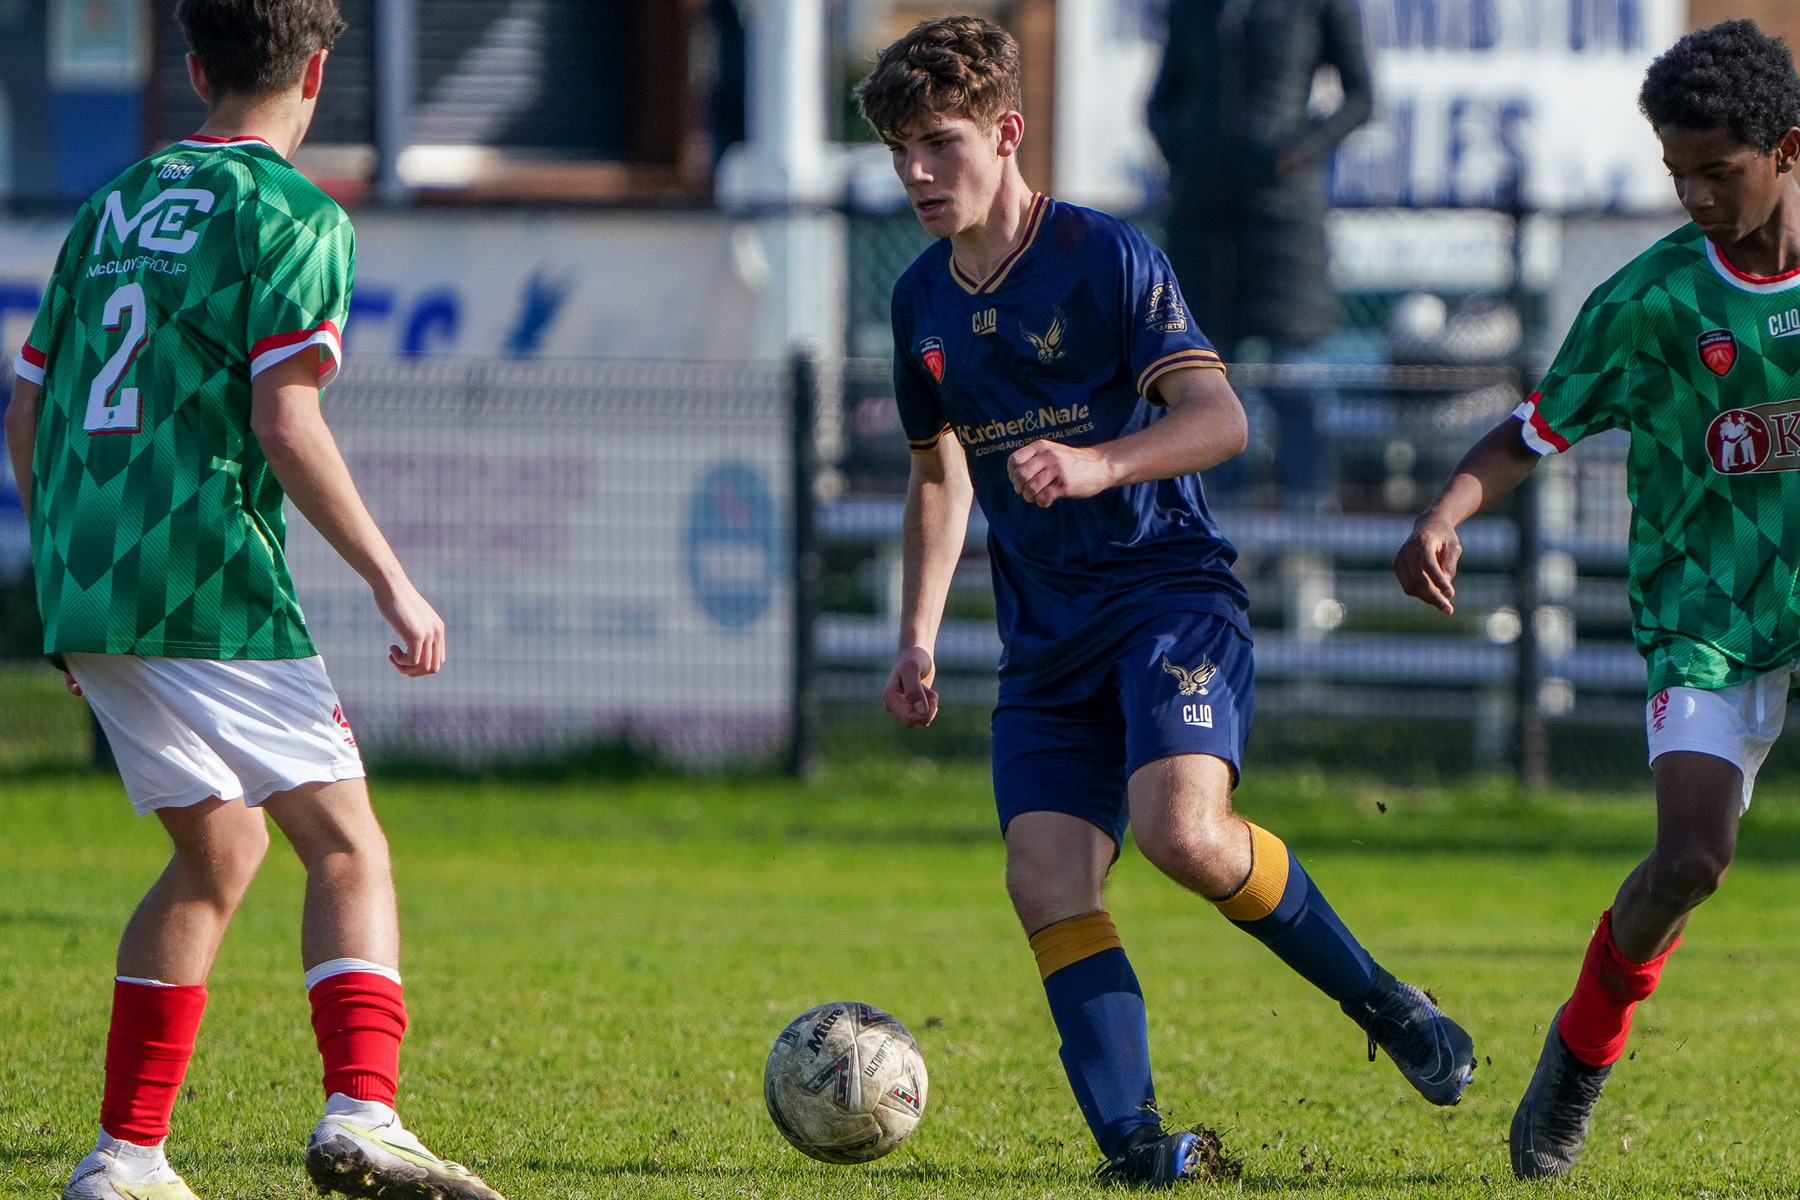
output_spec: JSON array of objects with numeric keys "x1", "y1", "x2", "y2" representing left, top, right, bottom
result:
[
  {"x1": 0, "y1": 209, "x2": 1726, "y2": 786},
  {"x1": 286, "y1": 357, "x2": 799, "y2": 767},
  {"x1": 0, "y1": 352, "x2": 1669, "y2": 785},
  {"x1": 828, "y1": 354, "x2": 1658, "y2": 786}
]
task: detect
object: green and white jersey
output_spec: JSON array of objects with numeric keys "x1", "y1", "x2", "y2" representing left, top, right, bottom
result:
[
  {"x1": 1517, "y1": 223, "x2": 1800, "y2": 694},
  {"x1": 14, "y1": 134, "x2": 352, "y2": 660}
]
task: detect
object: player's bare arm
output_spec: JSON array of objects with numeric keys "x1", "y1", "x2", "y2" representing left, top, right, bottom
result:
[
  {"x1": 884, "y1": 433, "x2": 974, "y2": 728},
  {"x1": 1394, "y1": 415, "x2": 1540, "y2": 615},
  {"x1": 4, "y1": 375, "x2": 39, "y2": 519},
  {"x1": 1005, "y1": 365, "x2": 1247, "y2": 507},
  {"x1": 250, "y1": 350, "x2": 445, "y2": 677},
  {"x1": 2, "y1": 377, "x2": 84, "y2": 696}
]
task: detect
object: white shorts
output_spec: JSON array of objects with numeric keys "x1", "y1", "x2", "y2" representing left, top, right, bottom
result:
[
  {"x1": 65, "y1": 653, "x2": 365, "y2": 815},
  {"x1": 1646, "y1": 664, "x2": 1799, "y2": 811}
]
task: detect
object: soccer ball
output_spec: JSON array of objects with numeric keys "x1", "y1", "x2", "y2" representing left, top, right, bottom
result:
[{"x1": 763, "y1": 1001, "x2": 929, "y2": 1164}]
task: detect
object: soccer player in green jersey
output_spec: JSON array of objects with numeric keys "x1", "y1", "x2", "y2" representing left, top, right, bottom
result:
[
  {"x1": 1394, "y1": 19, "x2": 1800, "y2": 1180},
  {"x1": 4, "y1": 3, "x2": 501, "y2": 1198}
]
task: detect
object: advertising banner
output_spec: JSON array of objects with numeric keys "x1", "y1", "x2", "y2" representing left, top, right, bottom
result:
[
  {"x1": 279, "y1": 361, "x2": 795, "y2": 765},
  {"x1": 1055, "y1": 0, "x2": 1684, "y2": 213}
]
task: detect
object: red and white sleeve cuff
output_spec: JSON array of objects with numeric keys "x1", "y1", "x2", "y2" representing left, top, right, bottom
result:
[
  {"x1": 13, "y1": 344, "x2": 46, "y2": 386},
  {"x1": 250, "y1": 322, "x2": 343, "y2": 386},
  {"x1": 1513, "y1": 392, "x2": 1570, "y2": 456}
]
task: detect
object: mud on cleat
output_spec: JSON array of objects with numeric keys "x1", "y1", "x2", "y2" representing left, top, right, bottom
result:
[
  {"x1": 1098, "y1": 1126, "x2": 1205, "y2": 1187},
  {"x1": 1510, "y1": 1008, "x2": 1611, "y2": 1180},
  {"x1": 305, "y1": 1096, "x2": 505, "y2": 1200},
  {"x1": 1341, "y1": 966, "x2": 1476, "y2": 1106}
]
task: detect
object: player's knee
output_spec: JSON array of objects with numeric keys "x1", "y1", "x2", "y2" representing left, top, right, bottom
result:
[
  {"x1": 300, "y1": 822, "x2": 391, "y2": 877},
  {"x1": 1132, "y1": 812, "x2": 1237, "y2": 889},
  {"x1": 175, "y1": 825, "x2": 268, "y2": 909},
  {"x1": 1646, "y1": 847, "x2": 1731, "y2": 908},
  {"x1": 1004, "y1": 860, "x2": 1067, "y2": 924}
]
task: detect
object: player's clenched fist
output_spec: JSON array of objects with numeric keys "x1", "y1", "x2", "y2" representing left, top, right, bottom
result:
[
  {"x1": 883, "y1": 645, "x2": 940, "y2": 727},
  {"x1": 376, "y1": 579, "x2": 448, "y2": 677},
  {"x1": 1394, "y1": 517, "x2": 1463, "y2": 615},
  {"x1": 1006, "y1": 439, "x2": 1115, "y2": 507}
]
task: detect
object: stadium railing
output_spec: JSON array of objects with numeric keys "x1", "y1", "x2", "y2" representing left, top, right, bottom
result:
[{"x1": 834, "y1": 355, "x2": 1642, "y2": 778}]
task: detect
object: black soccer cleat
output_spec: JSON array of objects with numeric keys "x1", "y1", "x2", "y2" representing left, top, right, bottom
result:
[
  {"x1": 1509, "y1": 1009, "x2": 1611, "y2": 1179},
  {"x1": 1098, "y1": 1125, "x2": 1203, "y2": 1187},
  {"x1": 1341, "y1": 967, "x2": 1476, "y2": 1106}
]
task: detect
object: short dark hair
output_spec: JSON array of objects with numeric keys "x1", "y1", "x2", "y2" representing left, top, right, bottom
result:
[
  {"x1": 1639, "y1": 18, "x2": 1800, "y2": 152},
  {"x1": 854, "y1": 15, "x2": 1023, "y2": 140},
  {"x1": 175, "y1": 0, "x2": 347, "y2": 99}
]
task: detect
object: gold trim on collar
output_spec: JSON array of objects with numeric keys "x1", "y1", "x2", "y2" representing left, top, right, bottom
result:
[{"x1": 948, "y1": 194, "x2": 1048, "y2": 296}]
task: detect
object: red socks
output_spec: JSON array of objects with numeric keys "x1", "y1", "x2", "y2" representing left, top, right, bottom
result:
[
  {"x1": 98, "y1": 963, "x2": 406, "y2": 1144},
  {"x1": 1557, "y1": 909, "x2": 1677, "y2": 1068},
  {"x1": 308, "y1": 970, "x2": 409, "y2": 1105},
  {"x1": 101, "y1": 979, "x2": 208, "y2": 1145}
]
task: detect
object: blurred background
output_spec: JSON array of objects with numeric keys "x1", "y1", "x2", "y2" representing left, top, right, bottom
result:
[{"x1": 2, "y1": 0, "x2": 1798, "y2": 788}]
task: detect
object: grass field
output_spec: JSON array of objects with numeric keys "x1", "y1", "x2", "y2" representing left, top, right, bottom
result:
[{"x1": 6, "y1": 762, "x2": 1800, "y2": 1198}]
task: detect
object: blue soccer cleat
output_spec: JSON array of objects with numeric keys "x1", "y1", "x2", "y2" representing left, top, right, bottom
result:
[
  {"x1": 1341, "y1": 967, "x2": 1476, "y2": 1106},
  {"x1": 1099, "y1": 1125, "x2": 1241, "y2": 1187}
]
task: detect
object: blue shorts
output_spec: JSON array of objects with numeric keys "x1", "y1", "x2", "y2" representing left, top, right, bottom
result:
[{"x1": 991, "y1": 611, "x2": 1254, "y2": 850}]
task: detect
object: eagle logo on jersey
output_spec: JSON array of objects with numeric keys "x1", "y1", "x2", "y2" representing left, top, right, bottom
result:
[
  {"x1": 1023, "y1": 308, "x2": 1068, "y2": 363},
  {"x1": 1161, "y1": 654, "x2": 1217, "y2": 696},
  {"x1": 919, "y1": 337, "x2": 945, "y2": 382},
  {"x1": 1699, "y1": 328, "x2": 1737, "y2": 376}
]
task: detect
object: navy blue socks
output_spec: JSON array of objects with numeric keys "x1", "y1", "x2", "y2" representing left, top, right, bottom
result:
[
  {"x1": 1212, "y1": 822, "x2": 1378, "y2": 1002},
  {"x1": 1030, "y1": 912, "x2": 1160, "y2": 1158}
]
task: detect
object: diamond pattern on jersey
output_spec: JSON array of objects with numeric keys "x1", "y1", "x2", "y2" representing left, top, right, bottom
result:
[
  {"x1": 24, "y1": 140, "x2": 352, "y2": 659},
  {"x1": 1523, "y1": 226, "x2": 1800, "y2": 693}
]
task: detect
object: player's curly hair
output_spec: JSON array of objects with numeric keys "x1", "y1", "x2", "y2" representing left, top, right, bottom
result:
[
  {"x1": 1638, "y1": 18, "x2": 1800, "y2": 152},
  {"x1": 855, "y1": 15, "x2": 1023, "y2": 139},
  {"x1": 175, "y1": 0, "x2": 348, "y2": 99}
]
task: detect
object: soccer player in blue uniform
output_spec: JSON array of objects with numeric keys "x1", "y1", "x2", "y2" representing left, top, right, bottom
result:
[{"x1": 859, "y1": 16, "x2": 1476, "y2": 1182}]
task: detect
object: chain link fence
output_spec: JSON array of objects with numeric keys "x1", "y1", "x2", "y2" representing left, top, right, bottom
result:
[
  {"x1": 286, "y1": 358, "x2": 799, "y2": 768},
  {"x1": 827, "y1": 208, "x2": 1748, "y2": 790},
  {"x1": 4, "y1": 208, "x2": 1780, "y2": 787}
]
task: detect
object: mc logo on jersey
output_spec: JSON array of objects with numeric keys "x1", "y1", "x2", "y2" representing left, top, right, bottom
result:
[
  {"x1": 1698, "y1": 328, "x2": 1737, "y2": 377},
  {"x1": 92, "y1": 187, "x2": 217, "y2": 257},
  {"x1": 919, "y1": 337, "x2": 945, "y2": 382}
]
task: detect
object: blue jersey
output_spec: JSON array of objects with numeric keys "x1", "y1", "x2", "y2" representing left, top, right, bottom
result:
[{"x1": 891, "y1": 195, "x2": 1249, "y2": 685}]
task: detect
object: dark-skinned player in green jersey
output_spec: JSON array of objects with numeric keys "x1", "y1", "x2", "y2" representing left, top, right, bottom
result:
[{"x1": 1394, "y1": 19, "x2": 1800, "y2": 1181}]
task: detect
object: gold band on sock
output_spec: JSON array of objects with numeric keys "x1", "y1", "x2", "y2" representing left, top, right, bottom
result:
[
  {"x1": 1028, "y1": 911, "x2": 1123, "y2": 981},
  {"x1": 1212, "y1": 823, "x2": 1290, "y2": 922}
]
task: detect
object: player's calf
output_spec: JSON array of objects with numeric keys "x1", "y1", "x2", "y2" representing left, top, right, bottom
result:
[
  {"x1": 1144, "y1": 798, "x2": 1468, "y2": 1108},
  {"x1": 301, "y1": 961, "x2": 505, "y2": 1199}
]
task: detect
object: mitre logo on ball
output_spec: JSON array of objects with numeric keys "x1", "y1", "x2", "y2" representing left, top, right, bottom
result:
[
  {"x1": 765, "y1": 1002, "x2": 929, "y2": 1164},
  {"x1": 1698, "y1": 328, "x2": 1737, "y2": 376}
]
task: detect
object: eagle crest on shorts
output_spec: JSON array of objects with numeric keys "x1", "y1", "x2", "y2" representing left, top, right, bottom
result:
[{"x1": 1161, "y1": 654, "x2": 1216, "y2": 696}]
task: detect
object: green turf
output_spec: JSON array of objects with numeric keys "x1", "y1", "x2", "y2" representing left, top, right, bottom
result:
[
  {"x1": 5, "y1": 763, "x2": 1800, "y2": 1198},
  {"x1": 0, "y1": 664, "x2": 91, "y2": 771}
]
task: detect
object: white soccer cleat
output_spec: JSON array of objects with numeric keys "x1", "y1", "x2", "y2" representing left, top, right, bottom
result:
[
  {"x1": 304, "y1": 1095, "x2": 504, "y2": 1200},
  {"x1": 63, "y1": 1133, "x2": 201, "y2": 1200}
]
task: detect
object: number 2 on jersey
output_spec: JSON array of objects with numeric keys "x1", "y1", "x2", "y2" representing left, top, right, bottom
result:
[{"x1": 85, "y1": 281, "x2": 149, "y2": 434}]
